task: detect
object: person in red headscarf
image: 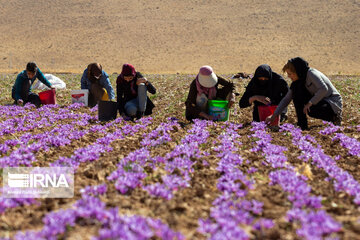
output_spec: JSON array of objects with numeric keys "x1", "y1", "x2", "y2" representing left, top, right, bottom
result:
[
  {"x1": 116, "y1": 64, "x2": 156, "y2": 119},
  {"x1": 185, "y1": 65, "x2": 235, "y2": 121}
]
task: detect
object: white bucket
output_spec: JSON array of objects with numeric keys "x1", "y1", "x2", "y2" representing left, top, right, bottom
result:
[{"x1": 71, "y1": 89, "x2": 89, "y2": 106}]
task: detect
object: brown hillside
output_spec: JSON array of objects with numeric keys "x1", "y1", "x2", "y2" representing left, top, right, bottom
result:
[{"x1": 0, "y1": 0, "x2": 359, "y2": 74}]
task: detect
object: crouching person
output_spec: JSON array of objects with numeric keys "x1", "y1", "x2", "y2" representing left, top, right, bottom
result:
[
  {"x1": 185, "y1": 65, "x2": 235, "y2": 121},
  {"x1": 117, "y1": 64, "x2": 156, "y2": 119},
  {"x1": 266, "y1": 57, "x2": 342, "y2": 129},
  {"x1": 81, "y1": 63, "x2": 115, "y2": 107},
  {"x1": 12, "y1": 62, "x2": 54, "y2": 107},
  {"x1": 239, "y1": 64, "x2": 289, "y2": 122}
]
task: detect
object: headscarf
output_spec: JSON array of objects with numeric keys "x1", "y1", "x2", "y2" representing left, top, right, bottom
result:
[
  {"x1": 120, "y1": 63, "x2": 136, "y2": 78},
  {"x1": 289, "y1": 57, "x2": 309, "y2": 88},
  {"x1": 253, "y1": 64, "x2": 273, "y2": 87},
  {"x1": 246, "y1": 64, "x2": 274, "y2": 102},
  {"x1": 87, "y1": 63, "x2": 102, "y2": 83},
  {"x1": 195, "y1": 75, "x2": 217, "y2": 100},
  {"x1": 117, "y1": 63, "x2": 137, "y2": 96},
  {"x1": 288, "y1": 57, "x2": 311, "y2": 100}
]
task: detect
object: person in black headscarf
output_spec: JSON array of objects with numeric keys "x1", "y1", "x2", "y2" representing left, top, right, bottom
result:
[
  {"x1": 239, "y1": 64, "x2": 289, "y2": 122},
  {"x1": 266, "y1": 57, "x2": 342, "y2": 130}
]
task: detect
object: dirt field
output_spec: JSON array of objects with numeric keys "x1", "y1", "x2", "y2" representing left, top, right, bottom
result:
[
  {"x1": 0, "y1": 74, "x2": 359, "y2": 239},
  {"x1": 0, "y1": 0, "x2": 359, "y2": 74}
]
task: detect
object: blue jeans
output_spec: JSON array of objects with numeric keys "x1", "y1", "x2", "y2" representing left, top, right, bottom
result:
[{"x1": 124, "y1": 84, "x2": 147, "y2": 117}]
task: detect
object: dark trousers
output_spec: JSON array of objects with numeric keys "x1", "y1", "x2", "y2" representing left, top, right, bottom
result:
[
  {"x1": 293, "y1": 87, "x2": 335, "y2": 130},
  {"x1": 88, "y1": 83, "x2": 105, "y2": 107},
  {"x1": 12, "y1": 81, "x2": 41, "y2": 108}
]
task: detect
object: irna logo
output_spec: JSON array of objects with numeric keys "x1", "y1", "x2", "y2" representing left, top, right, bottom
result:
[
  {"x1": 8, "y1": 172, "x2": 69, "y2": 188},
  {"x1": 3, "y1": 167, "x2": 74, "y2": 198}
]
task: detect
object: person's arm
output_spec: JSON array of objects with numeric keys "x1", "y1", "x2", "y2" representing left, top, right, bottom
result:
[
  {"x1": 278, "y1": 79, "x2": 289, "y2": 117},
  {"x1": 14, "y1": 73, "x2": 24, "y2": 101},
  {"x1": 81, "y1": 70, "x2": 89, "y2": 90},
  {"x1": 215, "y1": 76, "x2": 237, "y2": 108},
  {"x1": 217, "y1": 76, "x2": 234, "y2": 94},
  {"x1": 239, "y1": 82, "x2": 254, "y2": 108},
  {"x1": 185, "y1": 80, "x2": 205, "y2": 119},
  {"x1": 216, "y1": 76, "x2": 236, "y2": 103},
  {"x1": 145, "y1": 81, "x2": 156, "y2": 94},
  {"x1": 136, "y1": 72, "x2": 156, "y2": 94},
  {"x1": 273, "y1": 89, "x2": 293, "y2": 117},
  {"x1": 36, "y1": 69, "x2": 52, "y2": 88},
  {"x1": 280, "y1": 78, "x2": 289, "y2": 96},
  {"x1": 239, "y1": 83, "x2": 271, "y2": 107},
  {"x1": 307, "y1": 72, "x2": 328, "y2": 106},
  {"x1": 101, "y1": 71, "x2": 115, "y2": 100}
]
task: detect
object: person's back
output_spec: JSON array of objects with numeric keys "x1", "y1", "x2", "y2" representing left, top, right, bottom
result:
[
  {"x1": 306, "y1": 68, "x2": 340, "y2": 98},
  {"x1": 80, "y1": 63, "x2": 115, "y2": 107}
]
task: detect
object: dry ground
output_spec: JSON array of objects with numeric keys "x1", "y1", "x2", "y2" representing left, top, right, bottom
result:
[
  {"x1": 0, "y1": 0, "x2": 359, "y2": 74},
  {"x1": 0, "y1": 74, "x2": 359, "y2": 239}
]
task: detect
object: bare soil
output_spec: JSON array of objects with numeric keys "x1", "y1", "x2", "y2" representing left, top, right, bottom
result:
[
  {"x1": 0, "y1": 1, "x2": 359, "y2": 74},
  {"x1": 0, "y1": 74, "x2": 359, "y2": 239}
]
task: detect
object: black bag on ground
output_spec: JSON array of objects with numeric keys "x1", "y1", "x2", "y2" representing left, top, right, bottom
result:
[{"x1": 98, "y1": 101, "x2": 118, "y2": 121}]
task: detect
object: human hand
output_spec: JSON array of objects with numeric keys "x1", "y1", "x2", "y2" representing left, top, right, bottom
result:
[
  {"x1": 250, "y1": 95, "x2": 271, "y2": 105},
  {"x1": 265, "y1": 115, "x2": 274, "y2": 124},
  {"x1": 206, "y1": 114, "x2": 215, "y2": 121},
  {"x1": 228, "y1": 100, "x2": 235, "y2": 108},
  {"x1": 200, "y1": 112, "x2": 214, "y2": 121},
  {"x1": 136, "y1": 78, "x2": 148, "y2": 85},
  {"x1": 17, "y1": 99, "x2": 23, "y2": 105},
  {"x1": 303, "y1": 102, "x2": 312, "y2": 115}
]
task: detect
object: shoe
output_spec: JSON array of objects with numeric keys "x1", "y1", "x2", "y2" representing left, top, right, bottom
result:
[
  {"x1": 136, "y1": 111, "x2": 145, "y2": 120},
  {"x1": 333, "y1": 113, "x2": 342, "y2": 126},
  {"x1": 280, "y1": 114, "x2": 288, "y2": 123},
  {"x1": 296, "y1": 122, "x2": 309, "y2": 131}
]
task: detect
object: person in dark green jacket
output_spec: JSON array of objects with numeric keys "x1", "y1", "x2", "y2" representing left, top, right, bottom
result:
[{"x1": 12, "y1": 62, "x2": 54, "y2": 107}]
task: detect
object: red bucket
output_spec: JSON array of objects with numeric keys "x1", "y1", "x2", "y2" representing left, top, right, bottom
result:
[
  {"x1": 39, "y1": 89, "x2": 56, "y2": 105},
  {"x1": 258, "y1": 105, "x2": 279, "y2": 126}
]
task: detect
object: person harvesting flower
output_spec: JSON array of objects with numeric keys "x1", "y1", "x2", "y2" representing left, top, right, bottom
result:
[
  {"x1": 185, "y1": 65, "x2": 235, "y2": 121},
  {"x1": 266, "y1": 57, "x2": 342, "y2": 129},
  {"x1": 12, "y1": 62, "x2": 54, "y2": 107}
]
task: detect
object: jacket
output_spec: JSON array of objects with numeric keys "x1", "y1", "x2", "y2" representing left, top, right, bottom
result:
[{"x1": 81, "y1": 69, "x2": 115, "y2": 100}]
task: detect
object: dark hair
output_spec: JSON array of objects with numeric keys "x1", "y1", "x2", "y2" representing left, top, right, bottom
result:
[{"x1": 26, "y1": 62, "x2": 38, "y2": 73}]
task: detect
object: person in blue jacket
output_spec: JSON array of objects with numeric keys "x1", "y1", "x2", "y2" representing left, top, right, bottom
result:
[
  {"x1": 81, "y1": 63, "x2": 115, "y2": 107},
  {"x1": 12, "y1": 62, "x2": 54, "y2": 107}
]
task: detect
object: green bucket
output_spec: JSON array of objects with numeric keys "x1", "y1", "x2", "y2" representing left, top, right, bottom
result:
[{"x1": 208, "y1": 100, "x2": 229, "y2": 121}]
